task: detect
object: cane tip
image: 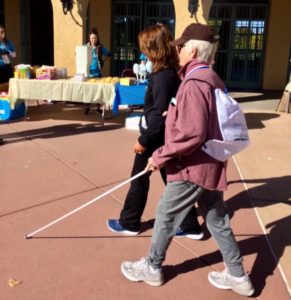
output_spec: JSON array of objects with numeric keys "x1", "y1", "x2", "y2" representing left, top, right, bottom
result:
[{"x1": 24, "y1": 235, "x2": 31, "y2": 239}]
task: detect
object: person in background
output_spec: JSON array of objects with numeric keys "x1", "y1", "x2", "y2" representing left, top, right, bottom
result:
[
  {"x1": 139, "y1": 53, "x2": 147, "y2": 63},
  {"x1": 85, "y1": 27, "x2": 112, "y2": 114},
  {"x1": 120, "y1": 23, "x2": 255, "y2": 297},
  {"x1": 0, "y1": 25, "x2": 16, "y2": 146},
  {"x1": 87, "y1": 27, "x2": 112, "y2": 78},
  {"x1": 0, "y1": 25, "x2": 16, "y2": 85},
  {"x1": 139, "y1": 53, "x2": 148, "y2": 79},
  {"x1": 107, "y1": 23, "x2": 203, "y2": 240}
]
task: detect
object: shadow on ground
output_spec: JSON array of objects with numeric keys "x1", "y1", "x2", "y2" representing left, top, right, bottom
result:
[
  {"x1": 231, "y1": 90, "x2": 282, "y2": 103},
  {"x1": 1, "y1": 123, "x2": 123, "y2": 144},
  {"x1": 163, "y1": 232, "x2": 281, "y2": 297},
  {"x1": 244, "y1": 112, "x2": 281, "y2": 129},
  {"x1": 21, "y1": 102, "x2": 127, "y2": 124},
  {"x1": 161, "y1": 175, "x2": 291, "y2": 296}
]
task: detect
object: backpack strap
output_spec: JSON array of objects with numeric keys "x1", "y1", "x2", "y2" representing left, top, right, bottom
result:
[{"x1": 185, "y1": 64, "x2": 209, "y2": 78}]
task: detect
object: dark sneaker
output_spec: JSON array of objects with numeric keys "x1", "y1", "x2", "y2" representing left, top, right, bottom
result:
[
  {"x1": 121, "y1": 257, "x2": 164, "y2": 287},
  {"x1": 107, "y1": 219, "x2": 139, "y2": 235},
  {"x1": 208, "y1": 269, "x2": 255, "y2": 296},
  {"x1": 96, "y1": 107, "x2": 103, "y2": 114},
  {"x1": 175, "y1": 227, "x2": 204, "y2": 240}
]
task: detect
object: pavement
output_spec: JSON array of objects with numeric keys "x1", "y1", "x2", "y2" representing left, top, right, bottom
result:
[{"x1": 0, "y1": 91, "x2": 290, "y2": 300}]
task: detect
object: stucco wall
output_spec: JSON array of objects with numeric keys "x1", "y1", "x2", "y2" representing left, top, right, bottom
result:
[
  {"x1": 173, "y1": 0, "x2": 212, "y2": 37},
  {"x1": 89, "y1": 1, "x2": 112, "y2": 77},
  {"x1": 52, "y1": 0, "x2": 89, "y2": 76},
  {"x1": 263, "y1": 0, "x2": 291, "y2": 90},
  {"x1": 52, "y1": 0, "x2": 112, "y2": 76}
]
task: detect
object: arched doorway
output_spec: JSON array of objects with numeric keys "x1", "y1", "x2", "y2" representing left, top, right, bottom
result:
[
  {"x1": 0, "y1": 0, "x2": 4, "y2": 25},
  {"x1": 29, "y1": 0, "x2": 54, "y2": 65},
  {"x1": 111, "y1": 0, "x2": 175, "y2": 76}
]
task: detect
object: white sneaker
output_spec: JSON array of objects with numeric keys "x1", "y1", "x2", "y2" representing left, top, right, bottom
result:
[
  {"x1": 121, "y1": 257, "x2": 164, "y2": 287},
  {"x1": 208, "y1": 269, "x2": 255, "y2": 296}
]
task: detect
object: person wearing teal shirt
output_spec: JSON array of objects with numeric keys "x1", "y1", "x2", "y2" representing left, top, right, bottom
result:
[
  {"x1": 84, "y1": 27, "x2": 112, "y2": 114},
  {"x1": 0, "y1": 25, "x2": 16, "y2": 84},
  {"x1": 0, "y1": 25, "x2": 16, "y2": 145},
  {"x1": 87, "y1": 27, "x2": 112, "y2": 78},
  {"x1": 139, "y1": 53, "x2": 147, "y2": 62}
]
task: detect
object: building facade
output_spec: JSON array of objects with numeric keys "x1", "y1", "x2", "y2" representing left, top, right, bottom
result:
[{"x1": 1, "y1": 0, "x2": 290, "y2": 90}]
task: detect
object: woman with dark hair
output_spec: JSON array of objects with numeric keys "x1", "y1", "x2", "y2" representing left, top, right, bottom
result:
[
  {"x1": 87, "y1": 27, "x2": 111, "y2": 78},
  {"x1": 107, "y1": 23, "x2": 203, "y2": 239},
  {"x1": 0, "y1": 25, "x2": 16, "y2": 84},
  {"x1": 84, "y1": 27, "x2": 112, "y2": 114}
]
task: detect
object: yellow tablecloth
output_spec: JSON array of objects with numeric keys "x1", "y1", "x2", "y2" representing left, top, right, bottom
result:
[{"x1": 8, "y1": 78, "x2": 116, "y2": 105}]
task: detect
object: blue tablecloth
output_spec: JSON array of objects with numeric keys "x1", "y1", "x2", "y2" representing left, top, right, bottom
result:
[{"x1": 113, "y1": 83, "x2": 147, "y2": 113}]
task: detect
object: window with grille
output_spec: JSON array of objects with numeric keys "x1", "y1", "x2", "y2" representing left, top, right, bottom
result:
[
  {"x1": 209, "y1": 1, "x2": 268, "y2": 89},
  {"x1": 112, "y1": 0, "x2": 175, "y2": 77}
]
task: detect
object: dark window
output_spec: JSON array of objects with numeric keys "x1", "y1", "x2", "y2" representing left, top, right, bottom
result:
[
  {"x1": 29, "y1": 0, "x2": 54, "y2": 66},
  {"x1": 0, "y1": 0, "x2": 4, "y2": 25},
  {"x1": 111, "y1": 0, "x2": 175, "y2": 76},
  {"x1": 209, "y1": 1, "x2": 268, "y2": 89}
]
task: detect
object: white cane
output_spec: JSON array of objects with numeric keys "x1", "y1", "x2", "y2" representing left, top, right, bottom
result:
[{"x1": 25, "y1": 169, "x2": 148, "y2": 239}]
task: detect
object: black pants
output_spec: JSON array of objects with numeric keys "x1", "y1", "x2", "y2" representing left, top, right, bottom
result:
[
  {"x1": 119, "y1": 142, "x2": 201, "y2": 232},
  {"x1": 0, "y1": 64, "x2": 13, "y2": 84}
]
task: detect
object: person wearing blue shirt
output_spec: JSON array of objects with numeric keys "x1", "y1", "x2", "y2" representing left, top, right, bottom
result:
[
  {"x1": 139, "y1": 53, "x2": 147, "y2": 63},
  {"x1": 87, "y1": 27, "x2": 112, "y2": 78},
  {"x1": 0, "y1": 25, "x2": 16, "y2": 84},
  {"x1": 84, "y1": 27, "x2": 112, "y2": 115},
  {"x1": 0, "y1": 25, "x2": 16, "y2": 145}
]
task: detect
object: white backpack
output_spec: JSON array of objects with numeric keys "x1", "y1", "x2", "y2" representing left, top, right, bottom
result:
[{"x1": 201, "y1": 88, "x2": 250, "y2": 162}]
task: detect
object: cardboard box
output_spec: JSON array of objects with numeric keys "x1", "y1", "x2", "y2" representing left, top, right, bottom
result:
[
  {"x1": 73, "y1": 73, "x2": 85, "y2": 82},
  {"x1": 120, "y1": 77, "x2": 136, "y2": 86},
  {"x1": 125, "y1": 112, "x2": 142, "y2": 130},
  {"x1": 276, "y1": 90, "x2": 291, "y2": 113},
  {"x1": 76, "y1": 45, "x2": 92, "y2": 77},
  {"x1": 0, "y1": 99, "x2": 26, "y2": 121}
]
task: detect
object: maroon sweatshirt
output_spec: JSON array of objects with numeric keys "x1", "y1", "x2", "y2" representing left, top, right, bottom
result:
[{"x1": 152, "y1": 59, "x2": 227, "y2": 191}]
